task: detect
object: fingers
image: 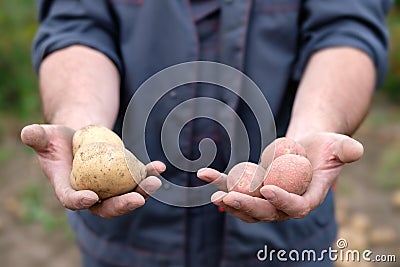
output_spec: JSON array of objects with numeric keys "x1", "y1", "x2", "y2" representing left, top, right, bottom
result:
[
  {"x1": 136, "y1": 162, "x2": 165, "y2": 198},
  {"x1": 145, "y1": 161, "x2": 166, "y2": 176},
  {"x1": 21, "y1": 124, "x2": 49, "y2": 152},
  {"x1": 72, "y1": 176, "x2": 157, "y2": 217},
  {"x1": 89, "y1": 192, "x2": 145, "y2": 219},
  {"x1": 335, "y1": 137, "x2": 364, "y2": 163},
  {"x1": 212, "y1": 191, "x2": 290, "y2": 222},
  {"x1": 197, "y1": 168, "x2": 228, "y2": 191},
  {"x1": 85, "y1": 173, "x2": 162, "y2": 217},
  {"x1": 20, "y1": 124, "x2": 94, "y2": 210},
  {"x1": 21, "y1": 124, "x2": 75, "y2": 158},
  {"x1": 260, "y1": 185, "x2": 311, "y2": 219},
  {"x1": 211, "y1": 191, "x2": 258, "y2": 223},
  {"x1": 21, "y1": 124, "x2": 156, "y2": 218},
  {"x1": 253, "y1": 132, "x2": 360, "y2": 220},
  {"x1": 52, "y1": 171, "x2": 99, "y2": 210},
  {"x1": 135, "y1": 176, "x2": 162, "y2": 199},
  {"x1": 57, "y1": 187, "x2": 99, "y2": 210},
  {"x1": 223, "y1": 191, "x2": 290, "y2": 222}
]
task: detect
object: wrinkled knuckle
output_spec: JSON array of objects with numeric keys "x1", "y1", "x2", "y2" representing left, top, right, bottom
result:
[
  {"x1": 114, "y1": 201, "x2": 133, "y2": 216},
  {"x1": 242, "y1": 205, "x2": 254, "y2": 214},
  {"x1": 114, "y1": 198, "x2": 126, "y2": 210},
  {"x1": 277, "y1": 201, "x2": 290, "y2": 211},
  {"x1": 271, "y1": 212, "x2": 282, "y2": 221}
]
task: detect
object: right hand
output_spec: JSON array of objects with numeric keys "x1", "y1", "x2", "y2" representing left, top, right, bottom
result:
[{"x1": 21, "y1": 124, "x2": 166, "y2": 218}]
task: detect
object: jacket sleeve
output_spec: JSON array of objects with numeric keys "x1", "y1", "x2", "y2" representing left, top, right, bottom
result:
[
  {"x1": 32, "y1": 0, "x2": 122, "y2": 74},
  {"x1": 293, "y1": 0, "x2": 392, "y2": 87}
]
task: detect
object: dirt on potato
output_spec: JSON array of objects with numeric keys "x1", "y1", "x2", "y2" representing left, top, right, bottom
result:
[{"x1": 0, "y1": 96, "x2": 399, "y2": 267}]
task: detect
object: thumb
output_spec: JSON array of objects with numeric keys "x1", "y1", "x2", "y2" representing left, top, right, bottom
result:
[
  {"x1": 335, "y1": 136, "x2": 364, "y2": 163},
  {"x1": 21, "y1": 124, "x2": 49, "y2": 152}
]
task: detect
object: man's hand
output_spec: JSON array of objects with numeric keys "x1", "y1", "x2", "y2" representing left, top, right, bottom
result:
[
  {"x1": 21, "y1": 124, "x2": 166, "y2": 219},
  {"x1": 197, "y1": 132, "x2": 363, "y2": 223}
]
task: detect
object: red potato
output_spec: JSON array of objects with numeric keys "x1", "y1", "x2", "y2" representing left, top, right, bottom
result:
[
  {"x1": 227, "y1": 162, "x2": 266, "y2": 197},
  {"x1": 260, "y1": 137, "x2": 306, "y2": 169},
  {"x1": 264, "y1": 154, "x2": 312, "y2": 195}
]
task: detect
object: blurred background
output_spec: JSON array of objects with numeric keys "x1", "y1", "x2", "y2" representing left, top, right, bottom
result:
[{"x1": 0, "y1": 1, "x2": 399, "y2": 267}]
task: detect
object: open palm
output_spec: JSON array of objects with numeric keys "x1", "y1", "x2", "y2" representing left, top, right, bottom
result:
[
  {"x1": 197, "y1": 132, "x2": 363, "y2": 223},
  {"x1": 21, "y1": 124, "x2": 165, "y2": 218}
]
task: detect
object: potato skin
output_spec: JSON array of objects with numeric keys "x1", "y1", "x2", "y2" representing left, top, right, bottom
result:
[
  {"x1": 227, "y1": 162, "x2": 266, "y2": 197},
  {"x1": 260, "y1": 137, "x2": 306, "y2": 169},
  {"x1": 72, "y1": 125, "x2": 124, "y2": 156},
  {"x1": 70, "y1": 142, "x2": 146, "y2": 199},
  {"x1": 263, "y1": 154, "x2": 312, "y2": 195}
]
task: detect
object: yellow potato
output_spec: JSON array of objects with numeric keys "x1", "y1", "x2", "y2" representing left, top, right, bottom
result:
[
  {"x1": 72, "y1": 125, "x2": 124, "y2": 156},
  {"x1": 70, "y1": 142, "x2": 146, "y2": 199}
]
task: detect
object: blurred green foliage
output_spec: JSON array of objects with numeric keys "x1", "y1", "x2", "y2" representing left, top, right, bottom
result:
[
  {"x1": 0, "y1": 1, "x2": 399, "y2": 120},
  {"x1": 21, "y1": 184, "x2": 73, "y2": 237},
  {"x1": 376, "y1": 144, "x2": 400, "y2": 190},
  {"x1": 382, "y1": 4, "x2": 400, "y2": 101},
  {"x1": 0, "y1": 0, "x2": 40, "y2": 118}
]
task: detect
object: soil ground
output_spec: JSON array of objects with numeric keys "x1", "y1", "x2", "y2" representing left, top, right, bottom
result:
[{"x1": 0, "y1": 95, "x2": 399, "y2": 267}]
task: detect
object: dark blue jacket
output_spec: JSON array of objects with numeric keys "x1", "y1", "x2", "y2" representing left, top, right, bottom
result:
[{"x1": 33, "y1": 1, "x2": 390, "y2": 266}]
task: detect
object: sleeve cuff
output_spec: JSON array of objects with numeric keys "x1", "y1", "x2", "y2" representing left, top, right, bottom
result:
[
  {"x1": 293, "y1": 32, "x2": 388, "y2": 88},
  {"x1": 32, "y1": 33, "x2": 123, "y2": 76}
]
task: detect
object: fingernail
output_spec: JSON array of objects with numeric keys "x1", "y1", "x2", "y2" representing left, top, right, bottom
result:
[
  {"x1": 159, "y1": 164, "x2": 166, "y2": 172},
  {"x1": 197, "y1": 168, "x2": 206, "y2": 174},
  {"x1": 230, "y1": 200, "x2": 241, "y2": 209},
  {"x1": 81, "y1": 197, "x2": 96, "y2": 207},
  {"x1": 211, "y1": 191, "x2": 226, "y2": 202}
]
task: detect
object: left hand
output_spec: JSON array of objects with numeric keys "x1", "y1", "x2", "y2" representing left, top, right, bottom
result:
[{"x1": 197, "y1": 132, "x2": 363, "y2": 223}]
